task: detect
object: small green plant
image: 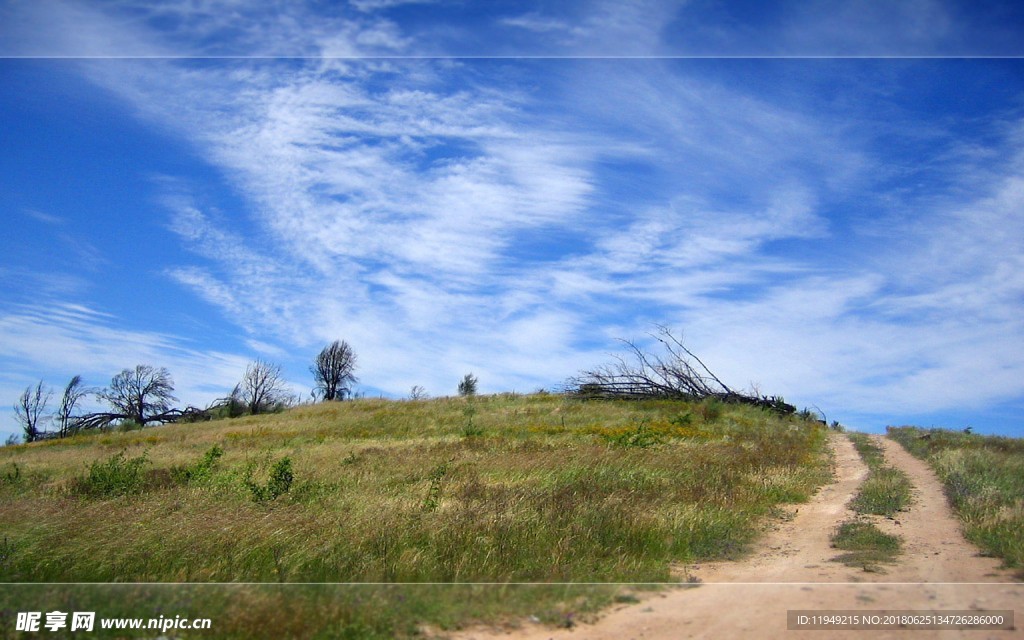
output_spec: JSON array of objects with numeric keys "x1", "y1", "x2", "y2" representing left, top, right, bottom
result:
[
  {"x1": 117, "y1": 420, "x2": 143, "y2": 433},
  {"x1": 2, "y1": 463, "x2": 19, "y2": 484},
  {"x1": 796, "y1": 408, "x2": 817, "y2": 422},
  {"x1": 342, "y1": 452, "x2": 361, "y2": 465},
  {"x1": 695, "y1": 398, "x2": 723, "y2": 423},
  {"x1": 422, "y1": 461, "x2": 450, "y2": 512},
  {"x1": 606, "y1": 421, "x2": 664, "y2": 449},
  {"x1": 72, "y1": 450, "x2": 149, "y2": 498},
  {"x1": 0, "y1": 536, "x2": 15, "y2": 569},
  {"x1": 245, "y1": 457, "x2": 294, "y2": 502},
  {"x1": 172, "y1": 444, "x2": 224, "y2": 485},
  {"x1": 461, "y1": 404, "x2": 484, "y2": 437},
  {"x1": 669, "y1": 412, "x2": 693, "y2": 427}
]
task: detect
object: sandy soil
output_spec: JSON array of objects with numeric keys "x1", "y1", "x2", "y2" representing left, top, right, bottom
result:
[{"x1": 452, "y1": 432, "x2": 1022, "y2": 640}]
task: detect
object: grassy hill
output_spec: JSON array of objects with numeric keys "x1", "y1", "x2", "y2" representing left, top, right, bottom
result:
[{"x1": 0, "y1": 393, "x2": 829, "y2": 637}]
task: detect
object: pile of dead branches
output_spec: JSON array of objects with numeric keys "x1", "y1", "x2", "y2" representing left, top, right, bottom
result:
[{"x1": 566, "y1": 326, "x2": 795, "y2": 415}]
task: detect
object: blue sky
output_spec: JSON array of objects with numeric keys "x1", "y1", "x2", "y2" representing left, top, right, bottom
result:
[{"x1": 1, "y1": 1, "x2": 1023, "y2": 440}]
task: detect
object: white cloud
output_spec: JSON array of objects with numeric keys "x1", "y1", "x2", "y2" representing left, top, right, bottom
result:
[
  {"x1": 0, "y1": 302, "x2": 254, "y2": 439},
  {"x1": 3, "y1": 0, "x2": 1023, "y2": 438},
  {"x1": 499, "y1": 0, "x2": 686, "y2": 55},
  {"x1": 348, "y1": 0, "x2": 436, "y2": 13},
  {"x1": 22, "y1": 209, "x2": 65, "y2": 225},
  {"x1": 134, "y1": 54, "x2": 1022, "y2": 427}
]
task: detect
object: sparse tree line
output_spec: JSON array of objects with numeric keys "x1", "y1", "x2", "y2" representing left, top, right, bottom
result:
[{"x1": 10, "y1": 340, "x2": 359, "y2": 444}]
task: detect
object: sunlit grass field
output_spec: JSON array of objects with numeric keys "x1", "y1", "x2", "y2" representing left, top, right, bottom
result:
[{"x1": 0, "y1": 393, "x2": 829, "y2": 637}]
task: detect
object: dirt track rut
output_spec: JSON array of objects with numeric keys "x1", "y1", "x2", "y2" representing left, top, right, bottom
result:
[{"x1": 453, "y1": 432, "x2": 1022, "y2": 640}]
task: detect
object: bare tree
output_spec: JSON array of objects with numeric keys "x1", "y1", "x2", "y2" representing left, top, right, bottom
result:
[
  {"x1": 96, "y1": 365, "x2": 178, "y2": 426},
  {"x1": 409, "y1": 385, "x2": 428, "y2": 401},
  {"x1": 54, "y1": 375, "x2": 89, "y2": 437},
  {"x1": 240, "y1": 359, "x2": 290, "y2": 415},
  {"x1": 14, "y1": 381, "x2": 51, "y2": 443},
  {"x1": 208, "y1": 383, "x2": 246, "y2": 419},
  {"x1": 311, "y1": 340, "x2": 358, "y2": 401}
]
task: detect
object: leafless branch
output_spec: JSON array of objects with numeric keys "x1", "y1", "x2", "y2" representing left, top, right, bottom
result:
[{"x1": 567, "y1": 327, "x2": 795, "y2": 414}]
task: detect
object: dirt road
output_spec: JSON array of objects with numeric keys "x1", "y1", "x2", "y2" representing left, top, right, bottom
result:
[{"x1": 453, "y1": 432, "x2": 1022, "y2": 639}]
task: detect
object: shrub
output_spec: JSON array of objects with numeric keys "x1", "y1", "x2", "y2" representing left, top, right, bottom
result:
[
  {"x1": 246, "y1": 457, "x2": 294, "y2": 502},
  {"x1": 605, "y1": 421, "x2": 664, "y2": 449},
  {"x1": 3, "y1": 463, "x2": 20, "y2": 484},
  {"x1": 461, "y1": 405, "x2": 483, "y2": 438},
  {"x1": 117, "y1": 420, "x2": 143, "y2": 433},
  {"x1": 172, "y1": 445, "x2": 224, "y2": 485},
  {"x1": 694, "y1": 398, "x2": 723, "y2": 423},
  {"x1": 72, "y1": 450, "x2": 149, "y2": 498}
]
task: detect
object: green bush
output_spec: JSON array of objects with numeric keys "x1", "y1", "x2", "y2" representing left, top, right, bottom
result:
[
  {"x1": 695, "y1": 398, "x2": 723, "y2": 423},
  {"x1": 422, "y1": 461, "x2": 450, "y2": 512},
  {"x1": 72, "y1": 450, "x2": 149, "y2": 498},
  {"x1": 246, "y1": 457, "x2": 294, "y2": 502},
  {"x1": 172, "y1": 444, "x2": 224, "y2": 484},
  {"x1": 2, "y1": 463, "x2": 19, "y2": 484},
  {"x1": 606, "y1": 421, "x2": 664, "y2": 449},
  {"x1": 117, "y1": 420, "x2": 143, "y2": 433}
]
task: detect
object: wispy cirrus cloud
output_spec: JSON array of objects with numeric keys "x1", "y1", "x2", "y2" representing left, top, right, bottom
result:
[
  {"x1": 0, "y1": 303, "x2": 254, "y2": 415},
  {"x1": 71, "y1": 37, "x2": 1024, "y2": 422},
  {"x1": 2, "y1": 0, "x2": 1023, "y2": 439}
]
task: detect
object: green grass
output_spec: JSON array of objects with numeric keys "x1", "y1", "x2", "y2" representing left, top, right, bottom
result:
[
  {"x1": 0, "y1": 393, "x2": 830, "y2": 636},
  {"x1": 846, "y1": 433, "x2": 913, "y2": 517},
  {"x1": 830, "y1": 520, "x2": 902, "y2": 570},
  {"x1": 848, "y1": 433, "x2": 886, "y2": 468},
  {"x1": 888, "y1": 426, "x2": 1024, "y2": 574},
  {"x1": 0, "y1": 583, "x2": 638, "y2": 639}
]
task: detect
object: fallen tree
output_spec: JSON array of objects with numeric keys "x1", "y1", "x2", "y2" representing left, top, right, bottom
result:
[
  {"x1": 566, "y1": 326, "x2": 795, "y2": 415},
  {"x1": 69, "y1": 406, "x2": 212, "y2": 432}
]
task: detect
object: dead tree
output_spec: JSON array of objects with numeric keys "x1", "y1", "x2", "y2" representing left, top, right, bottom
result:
[
  {"x1": 311, "y1": 340, "x2": 358, "y2": 401},
  {"x1": 240, "y1": 359, "x2": 290, "y2": 415},
  {"x1": 14, "y1": 381, "x2": 51, "y2": 443},
  {"x1": 568, "y1": 326, "x2": 795, "y2": 414},
  {"x1": 95, "y1": 365, "x2": 178, "y2": 426},
  {"x1": 54, "y1": 375, "x2": 90, "y2": 437}
]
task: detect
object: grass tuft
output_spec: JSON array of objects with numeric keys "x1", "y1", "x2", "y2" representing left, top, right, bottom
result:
[{"x1": 831, "y1": 519, "x2": 902, "y2": 569}]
